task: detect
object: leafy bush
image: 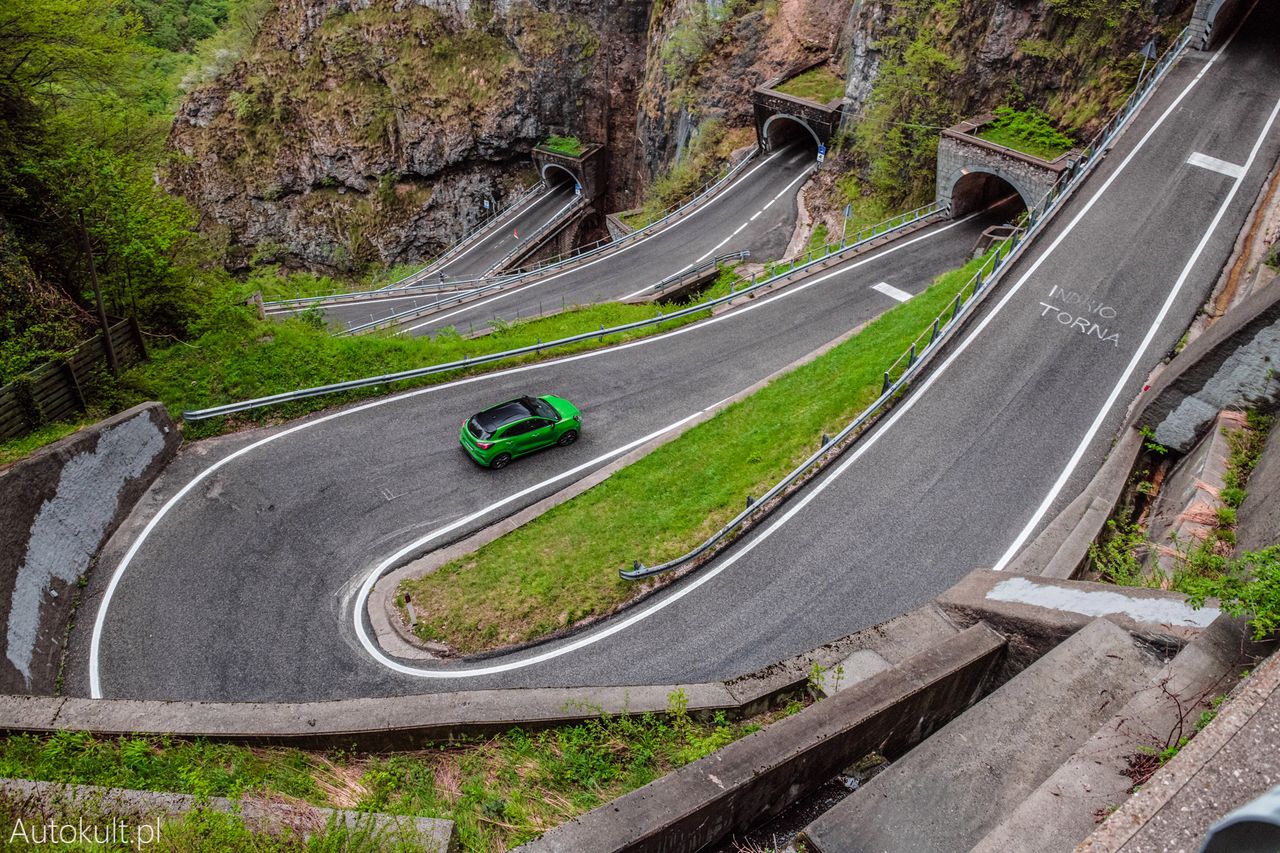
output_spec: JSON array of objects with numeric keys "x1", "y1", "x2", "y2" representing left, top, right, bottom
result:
[{"x1": 1181, "y1": 546, "x2": 1280, "y2": 640}]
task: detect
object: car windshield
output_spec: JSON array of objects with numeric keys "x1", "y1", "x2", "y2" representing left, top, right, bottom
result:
[
  {"x1": 471, "y1": 401, "x2": 529, "y2": 437},
  {"x1": 524, "y1": 396, "x2": 558, "y2": 420}
]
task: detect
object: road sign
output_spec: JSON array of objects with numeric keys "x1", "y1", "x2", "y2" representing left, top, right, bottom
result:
[
  {"x1": 817, "y1": 144, "x2": 827, "y2": 163},
  {"x1": 575, "y1": 182, "x2": 582, "y2": 196},
  {"x1": 1140, "y1": 38, "x2": 1158, "y2": 60},
  {"x1": 483, "y1": 198, "x2": 491, "y2": 210},
  {"x1": 844, "y1": 202, "x2": 852, "y2": 218}
]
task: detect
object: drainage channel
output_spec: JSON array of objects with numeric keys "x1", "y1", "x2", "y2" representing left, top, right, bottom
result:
[{"x1": 707, "y1": 753, "x2": 893, "y2": 852}]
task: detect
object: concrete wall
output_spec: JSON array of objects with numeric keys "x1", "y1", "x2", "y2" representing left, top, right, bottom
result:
[
  {"x1": 1141, "y1": 282, "x2": 1280, "y2": 453},
  {"x1": 0, "y1": 403, "x2": 179, "y2": 695},
  {"x1": 1238, "y1": 420, "x2": 1280, "y2": 554}
]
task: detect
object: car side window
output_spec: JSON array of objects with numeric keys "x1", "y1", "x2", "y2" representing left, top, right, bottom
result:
[
  {"x1": 503, "y1": 420, "x2": 536, "y2": 438},
  {"x1": 530, "y1": 419, "x2": 551, "y2": 431}
]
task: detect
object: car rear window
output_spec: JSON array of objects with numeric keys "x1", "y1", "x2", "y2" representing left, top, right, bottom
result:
[{"x1": 473, "y1": 401, "x2": 530, "y2": 436}]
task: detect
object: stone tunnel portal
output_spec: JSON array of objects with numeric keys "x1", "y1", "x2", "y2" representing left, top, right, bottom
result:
[
  {"x1": 541, "y1": 163, "x2": 580, "y2": 191},
  {"x1": 761, "y1": 114, "x2": 821, "y2": 153},
  {"x1": 947, "y1": 170, "x2": 1031, "y2": 218}
]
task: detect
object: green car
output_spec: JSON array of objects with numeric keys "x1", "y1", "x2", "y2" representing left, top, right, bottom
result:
[{"x1": 460, "y1": 395, "x2": 582, "y2": 469}]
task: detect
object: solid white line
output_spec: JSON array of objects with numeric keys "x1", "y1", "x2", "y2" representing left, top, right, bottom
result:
[
  {"x1": 871, "y1": 282, "x2": 913, "y2": 303},
  {"x1": 690, "y1": 167, "x2": 815, "y2": 266},
  {"x1": 1187, "y1": 151, "x2": 1245, "y2": 179},
  {"x1": 85, "y1": 206, "x2": 982, "y2": 697},
  {"x1": 396, "y1": 148, "x2": 788, "y2": 335},
  {"x1": 432, "y1": 186, "x2": 560, "y2": 275},
  {"x1": 349, "y1": 211, "x2": 985, "y2": 680},
  {"x1": 992, "y1": 95, "x2": 1280, "y2": 570}
]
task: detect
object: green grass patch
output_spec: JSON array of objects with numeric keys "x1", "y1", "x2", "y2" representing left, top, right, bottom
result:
[
  {"x1": 977, "y1": 106, "x2": 1075, "y2": 161},
  {"x1": 400, "y1": 251, "x2": 996, "y2": 653},
  {"x1": 125, "y1": 299, "x2": 712, "y2": 442},
  {"x1": 3, "y1": 297, "x2": 715, "y2": 460},
  {"x1": 773, "y1": 65, "x2": 846, "y2": 104},
  {"x1": 539, "y1": 135, "x2": 585, "y2": 157},
  {"x1": 0, "y1": 693, "x2": 804, "y2": 851}
]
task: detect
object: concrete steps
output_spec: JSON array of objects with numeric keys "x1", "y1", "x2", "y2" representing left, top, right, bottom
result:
[
  {"x1": 970, "y1": 615, "x2": 1249, "y2": 852},
  {"x1": 799, "y1": 618, "x2": 1169, "y2": 853}
]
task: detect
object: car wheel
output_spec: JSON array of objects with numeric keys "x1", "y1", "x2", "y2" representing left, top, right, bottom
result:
[
  {"x1": 557, "y1": 429, "x2": 579, "y2": 447},
  {"x1": 490, "y1": 453, "x2": 512, "y2": 470}
]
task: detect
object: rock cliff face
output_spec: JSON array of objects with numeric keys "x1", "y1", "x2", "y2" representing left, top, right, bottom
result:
[
  {"x1": 626, "y1": 0, "x2": 853, "y2": 194},
  {"x1": 166, "y1": 0, "x2": 648, "y2": 271},
  {"x1": 169, "y1": 0, "x2": 1193, "y2": 275}
]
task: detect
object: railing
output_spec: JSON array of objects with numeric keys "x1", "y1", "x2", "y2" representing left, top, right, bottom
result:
[
  {"x1": 619, "y1": 26, "x2": 1191, "y2": 581},
  {"x1": 647, "y1": 251, "x2": 749, "y2": 296},
  {"x1": 263, "y1": 148, "x2": 762, "y2": 315},
  {"x1": 262, "y1": 275, "x2": 513, "y2": 312},
  {"x1": 383, "y1": 179, "x2": 549, "y2": 289},
  {"x1": 181, "y1": 199, "x2": 941, "y2": 421},
  {"x1": 481, "y1": 195, "x2": 588, "y2": 276},
  {"x1": 344, "y1": 195, "x2": 944, "y2": 337}
]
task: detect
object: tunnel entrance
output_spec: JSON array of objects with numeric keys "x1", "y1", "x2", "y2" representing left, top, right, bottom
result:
[
  {"x1": 948, "y1": 171, "x2": 1031, "y2": 218},
  {"x1": 541, "y1": 163, "x2": 579, "y2": 191},
  {"x1": 761, "y1": 114, "x2": 822, "y2": 153}
]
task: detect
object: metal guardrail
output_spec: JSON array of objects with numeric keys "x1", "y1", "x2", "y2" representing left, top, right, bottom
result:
[
  {"x1": 481, "y1": 195, "x2": 588, "y2": 276},
  {"x1": 262, "y1": 275, "x2": 512, "y2": 312},
  {"x1": 181, "y1": 200, "x2": 941, "y2": 421},
  {"x1": 264, "y1": 149, "x2": 761, "y2": 314},
  {"x1": 648, "y1": 251, "x2": 749, "y2": 295},
  {"x1": 385, "y1": 180, "x2": 549, "y2": 288},
  {"x1": 618, "y1": 26, "x2": 1192, "y2": 581}
]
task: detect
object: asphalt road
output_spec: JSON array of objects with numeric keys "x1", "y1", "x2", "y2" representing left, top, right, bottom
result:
[
  {"x1": 316, "y1": 142, "x2": 817, "y2": 336},
  {"x1": 75, "y1": 5, "x2": 1280, "y2": 702},
  {"x1": 429, "y1": 181, "x2": 580, "y2": 281},
  {"x1": 77, "y1": 202, "x2": 1009, "y2": 701}
]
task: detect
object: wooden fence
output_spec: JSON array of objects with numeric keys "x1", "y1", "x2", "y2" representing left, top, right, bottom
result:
[{"x1": 0, "y1": 317, "x2": 147, "y2": 441}]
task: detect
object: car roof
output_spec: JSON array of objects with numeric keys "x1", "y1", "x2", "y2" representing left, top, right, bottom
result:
[{"x1": 473, "y1": 398, "x2": 536, "y2": 432}]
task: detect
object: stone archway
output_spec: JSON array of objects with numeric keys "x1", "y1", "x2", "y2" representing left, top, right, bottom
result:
[
  {"x1": 540, "y1": 162, "x2": 579, "y2": 189},
  {"x1": 760, "y1": 113, "x2": 822, "y2": 152},
  {"x1": 939, "y1": 168, "x2": 1034, "y2": 217}
]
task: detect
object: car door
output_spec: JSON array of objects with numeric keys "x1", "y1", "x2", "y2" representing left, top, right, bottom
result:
[{"x1": 524, "y1": 418, "x2": 556, "y2": 451}]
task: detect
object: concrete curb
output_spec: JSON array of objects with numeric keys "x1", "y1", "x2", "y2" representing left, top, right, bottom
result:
[
  {"x1": 1004, "y1": 426, "x2": 1145, "y2": 579},
  {"x1": 0, "y1": 777, "x2": 457, "y2": 852},
  {"x1": 373, "y1": 318, "x2": 875, "y2": 659},
  {"x1": 517, "y1": 623, "x2": 1007, "y2": 853}
]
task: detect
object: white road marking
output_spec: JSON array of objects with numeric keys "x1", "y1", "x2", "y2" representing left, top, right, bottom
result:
[
  {"x1": 688, "y1": 166, "x2": 815, "y2": 267},
  {"x1": 429, "y1": 186, "x2": 559, "y2": 277},
  {"x1": 398, "y1": 148, "x2": 790, "y2": 334},
  {"x1": 1187, "y1": 151, "x2": 1245, "y2": 179},
  {"x1": 993, "y1": 94, "x2": 1280, "y2": 570},
  {"x1": 348, "y1": 211, "x2": 984, "y2": 680},
  {"x1": 871, "y1": 282, "x2": 913, "y2": 303},
  {"x1": 86, "y1": 207, "x2": 982, "y2": 696}
]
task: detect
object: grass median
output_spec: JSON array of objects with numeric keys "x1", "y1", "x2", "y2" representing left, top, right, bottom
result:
[{"x1": 399, "y1": 251, "x2": 994, "y2": 653}]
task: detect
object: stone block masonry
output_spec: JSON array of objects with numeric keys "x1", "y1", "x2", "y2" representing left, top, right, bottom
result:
[{"x1": 0, "y1": 403, "x2": 180, "y2": 695}]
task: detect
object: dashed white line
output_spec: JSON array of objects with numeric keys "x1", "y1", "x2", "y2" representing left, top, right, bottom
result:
[
  {"x1": 871, "y1": 282, "x2": 913, "y2": 303},
  {"x1": 689, "y1": 166, "x2": 815, "y2": 266}
]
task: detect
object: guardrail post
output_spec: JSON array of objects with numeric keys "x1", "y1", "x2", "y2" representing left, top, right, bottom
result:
[
  {"x1": 951, "y1": 293, "x2": 962, "y2": 321},
  {"x1": 882, "y1": 372, "x2": 891, "y2": 395},
  {"x1": 907, "y1": 343, "x2": 917, "y2": 368},
  {"x1": 929, "y1": 318, "x2": 940, "y2": 345}
]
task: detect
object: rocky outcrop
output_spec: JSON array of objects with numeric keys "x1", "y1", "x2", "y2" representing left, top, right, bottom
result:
[{"x1": 166, "y1": 0, "x2": 648, "y2": 272}]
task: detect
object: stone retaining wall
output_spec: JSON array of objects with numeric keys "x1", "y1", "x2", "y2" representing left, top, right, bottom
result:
[{"x1": 0, "y1": 404, "x2": 179, "y2": 695}]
